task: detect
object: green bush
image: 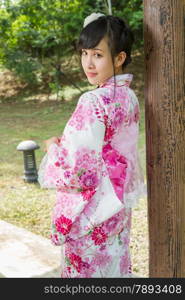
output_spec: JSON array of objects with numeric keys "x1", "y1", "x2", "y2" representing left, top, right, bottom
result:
[{"x1": 0, "y1": 0, "x2": 143, "y2": 88}]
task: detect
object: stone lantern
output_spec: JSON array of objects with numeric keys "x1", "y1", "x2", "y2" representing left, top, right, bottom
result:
[{"x1": 17, "y1": 140, "x2": 40, "y2": 183}]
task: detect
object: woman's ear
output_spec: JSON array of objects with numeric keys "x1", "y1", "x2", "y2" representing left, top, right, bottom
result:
[{"x1": 114, "y1": 51, "x2": 126, "y2": 69}]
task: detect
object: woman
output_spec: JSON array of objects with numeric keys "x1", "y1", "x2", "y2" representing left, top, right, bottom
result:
[{"x1": 38, "y1": 13, "x2": 146, "y2": 278}]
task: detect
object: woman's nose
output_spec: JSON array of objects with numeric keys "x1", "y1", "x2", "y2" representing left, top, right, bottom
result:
[{"x1": 86, "y1": 55, "x2": 95, "y2": 69}]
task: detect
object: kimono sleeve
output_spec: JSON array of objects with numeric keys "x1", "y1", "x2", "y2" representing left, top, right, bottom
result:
[
  {"x1": 38, "y1": 91, "x2": 105, "y2": 192},
  {"x1": 121, "y1": 89, "x2": 147, "y2": 207},
  {"x1": 38, "y1": 92, "x2": 107, "y2": 245}
]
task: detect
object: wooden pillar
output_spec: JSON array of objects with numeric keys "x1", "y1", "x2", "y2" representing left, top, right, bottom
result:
[{"x1": 144, "y1": 0, "x2": 185, "y2": 277}]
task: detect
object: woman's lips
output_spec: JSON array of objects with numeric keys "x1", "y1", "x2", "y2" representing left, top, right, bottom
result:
[{"x1": 86, "y1": 72, "x2": 97, "y2": 78}]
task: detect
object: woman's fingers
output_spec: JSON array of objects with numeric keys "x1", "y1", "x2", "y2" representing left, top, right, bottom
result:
[{"x1": 43, "y1": 136, "x2": 60, "y2": 152}]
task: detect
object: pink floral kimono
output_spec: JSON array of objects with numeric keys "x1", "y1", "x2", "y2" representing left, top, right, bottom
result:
[{"x1": 38, "y1": 73, "x2": 146, "y2": 278}]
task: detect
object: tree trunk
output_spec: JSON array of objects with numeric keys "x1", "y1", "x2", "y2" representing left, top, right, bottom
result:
[{"x1": 143, "y1": 0, "x2": 185, "y2": 277}]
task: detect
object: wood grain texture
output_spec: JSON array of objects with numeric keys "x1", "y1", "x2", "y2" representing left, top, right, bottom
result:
[{"x1": 144, "y1": 0, "x2": 185, "y2": 277}]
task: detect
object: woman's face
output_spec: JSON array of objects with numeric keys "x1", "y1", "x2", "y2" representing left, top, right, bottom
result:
[{"x1": 81, "y1": 37, "x2": 117, "y2": 86}]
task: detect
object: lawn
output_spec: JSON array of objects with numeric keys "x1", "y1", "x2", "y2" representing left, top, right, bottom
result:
[{"x1": 0, "y1": 50, "x2": 148, "y2": 277}]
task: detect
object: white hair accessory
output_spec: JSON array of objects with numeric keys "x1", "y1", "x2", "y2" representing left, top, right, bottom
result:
[{"x1": 83, "y1": 12, "x2": 105, "y2": 28}]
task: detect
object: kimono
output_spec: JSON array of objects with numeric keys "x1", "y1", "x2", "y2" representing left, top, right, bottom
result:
[{"x1": 38, "y1": 73, "x2": 146, "y2": 278}]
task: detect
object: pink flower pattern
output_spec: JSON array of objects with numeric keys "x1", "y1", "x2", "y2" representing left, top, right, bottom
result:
[
  {"x1": 81, "y1": 188, "x2": 96, "y2": 201},
  {"x1": 91, "y1": 227, "x2": 107, "y2": 245},
  {"x1": 38, "y1": 74, "x2": 145, "y2": 277},
  {"x1": 55, "y1": 215, "x2": 72, "y2": 235},
  {"x1": 92, "y1": 252, "x2": 111, "y2": 267},
  {"x1": 68, "y1": 253, "x2": 83, "y2": 273},
  {"x1": 79, "y1": 170, "x2": 99, "y2": 189}
]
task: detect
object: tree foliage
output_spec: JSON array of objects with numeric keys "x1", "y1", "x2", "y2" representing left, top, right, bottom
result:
[{"x1": 0, "y1": 0, "x2": 143, "y2": 89}]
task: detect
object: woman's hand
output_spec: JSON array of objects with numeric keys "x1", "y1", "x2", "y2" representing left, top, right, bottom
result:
[{"x1": 43, "y1": 136, "x2": 60, "y2": 152}]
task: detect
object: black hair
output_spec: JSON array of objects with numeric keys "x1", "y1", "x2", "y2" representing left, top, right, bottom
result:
[{"x1": 76, "y1": 15, "x2": 135, "y2": 72}]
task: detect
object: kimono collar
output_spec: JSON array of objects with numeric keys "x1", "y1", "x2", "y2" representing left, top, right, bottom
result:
[{"x1": 99, "y1": 73, "x2": 133, "y2": 88}]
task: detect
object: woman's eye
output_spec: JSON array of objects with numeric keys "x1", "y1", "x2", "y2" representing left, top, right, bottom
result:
[
  {"x1": 95, "y1": 53, "x2": 102, "y2": 58},
  {"x1": 81, "y1": 51, "x2": 102, "y2": 58}
]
